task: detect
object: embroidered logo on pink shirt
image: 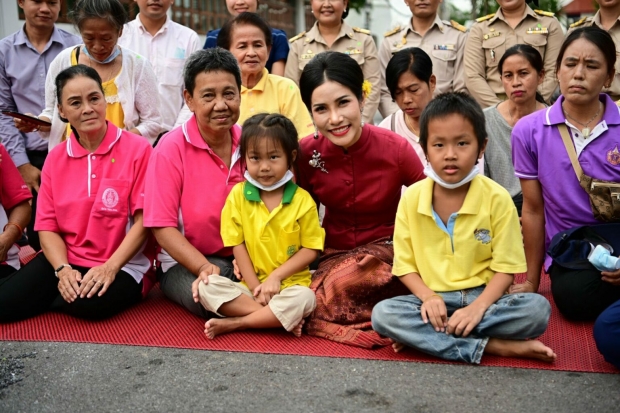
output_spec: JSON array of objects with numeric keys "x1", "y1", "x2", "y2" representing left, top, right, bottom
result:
[{"x1": 102, "y1": 188, "x2": 119, "y2": 209}]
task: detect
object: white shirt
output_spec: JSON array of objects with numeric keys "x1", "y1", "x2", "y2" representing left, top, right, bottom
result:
[
  {"x1": 40, "y1": 45, "x2": 162, "y2": 148},
  {"x1": 119, "y1": 15, "x2": 200, "y2": 132}
]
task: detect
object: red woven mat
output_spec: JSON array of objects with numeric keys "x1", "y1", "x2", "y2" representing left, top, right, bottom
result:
[{"x1": 1, "y1": 269, "x2": 617, "y2": 373}]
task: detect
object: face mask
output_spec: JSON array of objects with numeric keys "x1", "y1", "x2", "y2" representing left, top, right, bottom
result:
[
  {"x1": 423, "y1": 164, "x2": 479, "y2": 189},
  {"x1": 83, "y1": 45, "x2": 121, "y2": 65},
  {"x1": 244, "y1": 170, "x2": 294, "y2": 192}
]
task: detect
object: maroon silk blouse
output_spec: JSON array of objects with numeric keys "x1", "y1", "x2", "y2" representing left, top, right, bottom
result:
[{"x1": 298, "y1": 124, "x2": 424, "y2": 250}]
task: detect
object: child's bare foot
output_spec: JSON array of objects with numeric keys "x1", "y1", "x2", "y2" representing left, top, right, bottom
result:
[
  {"x1": 204, "y1": 318, "x2": 243, "y2": 339},
  {"x1": 486, "y1": 338, "x2": 556, "y2": 362},
  {"x1": 291, "y1": 319, "x2": 305, "y2": 337},
  {"x1": 392, "y1": 342, "x2": 405, "y2": 353}
]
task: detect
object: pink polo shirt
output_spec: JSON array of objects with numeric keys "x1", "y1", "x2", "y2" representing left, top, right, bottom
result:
[
  {"x1": 143, "y1": 115, "x2": 244, "y2": 271},
  {"x1": 0, "y1": 144, "x2": 32, "y2": 270},
  {"x1": 35, "y1": 123, "x2": 152, "y2": 282}
]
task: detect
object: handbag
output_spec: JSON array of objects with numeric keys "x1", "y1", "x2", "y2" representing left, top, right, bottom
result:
[
  {"x1": 547, "y1": 224, "x2": 617, "y2": 269},
  {"x1": 558, "y1": 124, "x2": 620, "y2": 222}
]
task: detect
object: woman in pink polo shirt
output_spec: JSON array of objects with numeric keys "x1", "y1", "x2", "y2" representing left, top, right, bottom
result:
[
  {"x1": 143, "y1": 49, "x2": 245, "y2": 318},
  {"x1": 0, "y1": 144, "x2": 32, "y2": 278},
  {"x1": 0, "y1": 65, "x2": 152, "y2": 322}
]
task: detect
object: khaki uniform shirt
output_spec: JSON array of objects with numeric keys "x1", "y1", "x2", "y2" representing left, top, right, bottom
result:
[
  {"x1": 285, "y1": 21, "x2": 381, "y2": 123},
  {"x1": 568, "y1": 12, "x2": 620, "y2": 101},
  {"x1": 378, "y1": 16, "x2": 468, "y2": 117},
  {"x1": 464, "y1": 6, "x2": 563, "y2": 108}
]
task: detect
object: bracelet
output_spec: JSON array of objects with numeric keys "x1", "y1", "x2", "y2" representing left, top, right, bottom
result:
[
  {"x1": 54, "y1": 264, "x2": 72, "y2": 278},
  {"x1": 423, "y1": 293, "x2": 443, "y2": 303},
  {"x1": 3, "y1": 222, "x2": 24, "y2": 235}
]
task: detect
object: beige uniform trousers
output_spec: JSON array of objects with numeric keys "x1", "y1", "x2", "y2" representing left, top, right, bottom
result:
[{"x1": 199, "y1": 275, "x2": 316, "y2": 331}]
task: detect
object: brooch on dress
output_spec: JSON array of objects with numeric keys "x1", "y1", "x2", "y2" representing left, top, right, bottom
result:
[{"x1": 309, "y1": 150, "x2": 328, "y2": 173}]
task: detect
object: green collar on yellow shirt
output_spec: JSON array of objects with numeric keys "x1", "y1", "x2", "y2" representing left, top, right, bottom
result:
[{"x1": 243, "y1": 180, "x2": 298, "y2": 204}]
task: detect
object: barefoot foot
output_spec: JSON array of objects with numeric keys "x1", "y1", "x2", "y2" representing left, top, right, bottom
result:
[
  {"x1": 392, "y1": 342, "x2": 405, "y2": 353},
  {"x1": 204, "y1": 318, "x2": 243, "y2": 339},
  {"x1": 486, "y1": 338, "x2": 556, "y2": 362},
  {"x1": 291, "y1": 319, "x2": 305, "y2": 337}
]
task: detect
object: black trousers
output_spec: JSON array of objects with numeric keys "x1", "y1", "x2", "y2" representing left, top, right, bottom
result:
[
  {"x1": 0, "y1": 264, "x2": 17, "y2": 279},
  {"x1": 25, "y1": 150, "x2": 47, "y2": 251},
  {"x1": 548, "y1": 264, "x2": 620, "y2": 321},
  {"x1": 0, "y1": 253, "x2": 142, "y2": 322}
]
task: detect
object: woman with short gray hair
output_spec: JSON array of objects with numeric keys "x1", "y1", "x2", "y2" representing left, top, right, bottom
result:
[
  {"x1": 17, "y1": 0, "x2": 161, "y2": 148},
  {"x1": 143, "y1": 48, "x2": 245, "y2": 318}
]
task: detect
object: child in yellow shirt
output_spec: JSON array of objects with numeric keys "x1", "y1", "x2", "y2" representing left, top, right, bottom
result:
[
  {"x1": 371, "y1": 92, "x2": 556, "y2": 363},
  {"x1": 199, "y1": 113, "x2": 325, "y2": 338}
]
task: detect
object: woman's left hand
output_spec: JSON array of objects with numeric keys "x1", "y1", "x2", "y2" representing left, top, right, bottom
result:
[
  {"x1": 601, "y1": 269, "x2": 620, "y2": 285},
  {"x1": 0, "y1": 233, "x2": 12, "y2": 262},
  {"x1": 79, "y1": 263, "x2": 117, "y2": 298}
]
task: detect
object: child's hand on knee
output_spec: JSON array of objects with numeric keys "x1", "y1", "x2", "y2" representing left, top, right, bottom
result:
[
  {"x1": 446, "y1": 305, "x2": 485, "y2": 337},
  {"x1": 254, "y1": 276, "x2": 281, "y2": 304},
  {"x1": 421, "y1": 295, "x2": 448, "y2": 332}
]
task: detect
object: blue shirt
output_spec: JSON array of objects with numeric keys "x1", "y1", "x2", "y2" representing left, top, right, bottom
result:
[
  {"x1": 203, "y1": 27, "x2": 289, "y2": 73},
  {"x1": 431, "y1": 208, "x2": 458, "y2": 252},
  {"x1": 0, "y1": 26, "x2": 81, "y2": 165}
]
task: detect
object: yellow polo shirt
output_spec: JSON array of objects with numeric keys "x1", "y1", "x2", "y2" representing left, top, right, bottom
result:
[
  {"x1": 238, "y1": 69, "x2": 314, "y2": 140},
  {"x1": 393, "y1": 175, "x2": 526, "y2": 292},
  {"x1": 221, "y1": 180, "x2": 325, "y2": 290}
]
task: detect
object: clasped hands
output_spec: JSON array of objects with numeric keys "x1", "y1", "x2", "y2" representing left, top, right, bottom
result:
[{"x1": 57, "y1": 263, "x2": 117, "y2": 303}]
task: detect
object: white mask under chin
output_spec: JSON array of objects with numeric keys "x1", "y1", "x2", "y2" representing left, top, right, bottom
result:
[
  {"x1": 423, "y1": 164, "x2": 479, "y2": 189},
  {"x1": 244, "y1": 170, "x2": 294, "y2": 192}
]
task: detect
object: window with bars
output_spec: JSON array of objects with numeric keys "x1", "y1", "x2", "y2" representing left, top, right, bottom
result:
[{"x1": 171, "y1": 0, "x2": 315, "y2": 37}]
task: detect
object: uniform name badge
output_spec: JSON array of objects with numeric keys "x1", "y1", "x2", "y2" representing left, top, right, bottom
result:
[
  {"x1": 483, "y1": 31, "x2": 501, "y2": 40},
  {"x1": 345, "y1": 47, "x2": 362, "y2": 55},
  {"x1": 526, "y1": 26, "x2": 549, "y2": 34},
  {"x1": 434, "y1": 44, "x2": 455, "y2": 51}
]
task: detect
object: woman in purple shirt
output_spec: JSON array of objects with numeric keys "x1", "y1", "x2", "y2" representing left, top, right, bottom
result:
[{"x1": 511, "y1": 27, "x2": 620, "y2": 367}]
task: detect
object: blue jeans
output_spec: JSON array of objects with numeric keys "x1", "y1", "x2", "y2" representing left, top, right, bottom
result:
[
  {"x1": 593, "y1": 298, "x2": 620, "y2": 369},
  {"x1": 371, "y1": 287, "x2": 551, "y2": 364}
]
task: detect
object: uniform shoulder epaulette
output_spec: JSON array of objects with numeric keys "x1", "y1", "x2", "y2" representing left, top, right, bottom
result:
[
  {"x1": 353, "y1": 27, "x2": 371, "y2": 35},
  {"x1": 534, "y1": 9, "x2": 555, "y2": 17},
  {"x1": 383, "y1": 25, "x2": 402, "y2": 37},
  {"x1": 569, "y1": 16, "x2": 590, "y2": 28},
  {"x1": 475, "y1": 13, "x2": 495, "y2": 23},
  {"x1": 289, "y1": 31, "x2": 306, "y2": 43},
  {"x1": 449, "y1": 20, "x2": 467, "y2": 32}
]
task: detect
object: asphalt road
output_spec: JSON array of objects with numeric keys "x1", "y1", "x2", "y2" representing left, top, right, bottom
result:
[{"x1": 1, "y1": 341, "x2": 619, "y2": 413}]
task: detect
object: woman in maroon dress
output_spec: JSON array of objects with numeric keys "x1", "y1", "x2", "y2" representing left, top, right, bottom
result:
[{"x1": 298, "y1": 51, "x2": 425, "y2": 347}]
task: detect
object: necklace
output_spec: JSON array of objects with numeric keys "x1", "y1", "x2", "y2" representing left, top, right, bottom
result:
[
  {"x1": 562, "y1": 101, "x2": 602, "y2": 138},
  {"x1": 404, "y1": 113, "x2": 419, "y2": 136}
]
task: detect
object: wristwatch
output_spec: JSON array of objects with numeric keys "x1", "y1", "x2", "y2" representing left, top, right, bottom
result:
[{"x1": 54, "y1": 264, "x2": 72, "y2": 278}]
